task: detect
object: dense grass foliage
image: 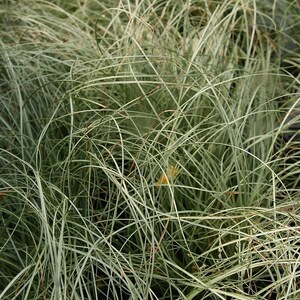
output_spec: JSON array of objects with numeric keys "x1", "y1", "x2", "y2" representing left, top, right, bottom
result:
[{"x1": 1, "y1": 0, "x2": 300, "y2": 299}]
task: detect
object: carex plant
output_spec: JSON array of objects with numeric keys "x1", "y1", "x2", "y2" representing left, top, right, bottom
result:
[{"x1": 1, "y1": 0, "x2": 300, "y2": 299}]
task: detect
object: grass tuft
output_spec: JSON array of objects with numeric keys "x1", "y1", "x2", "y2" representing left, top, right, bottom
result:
[{"x1": 1, "y1": 0, "x2": 300, "y2": 299}]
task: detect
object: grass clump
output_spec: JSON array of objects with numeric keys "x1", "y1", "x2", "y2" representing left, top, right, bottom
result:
[{"x1": 1, "y1": 0, "x2": 300, "y2": 299}]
